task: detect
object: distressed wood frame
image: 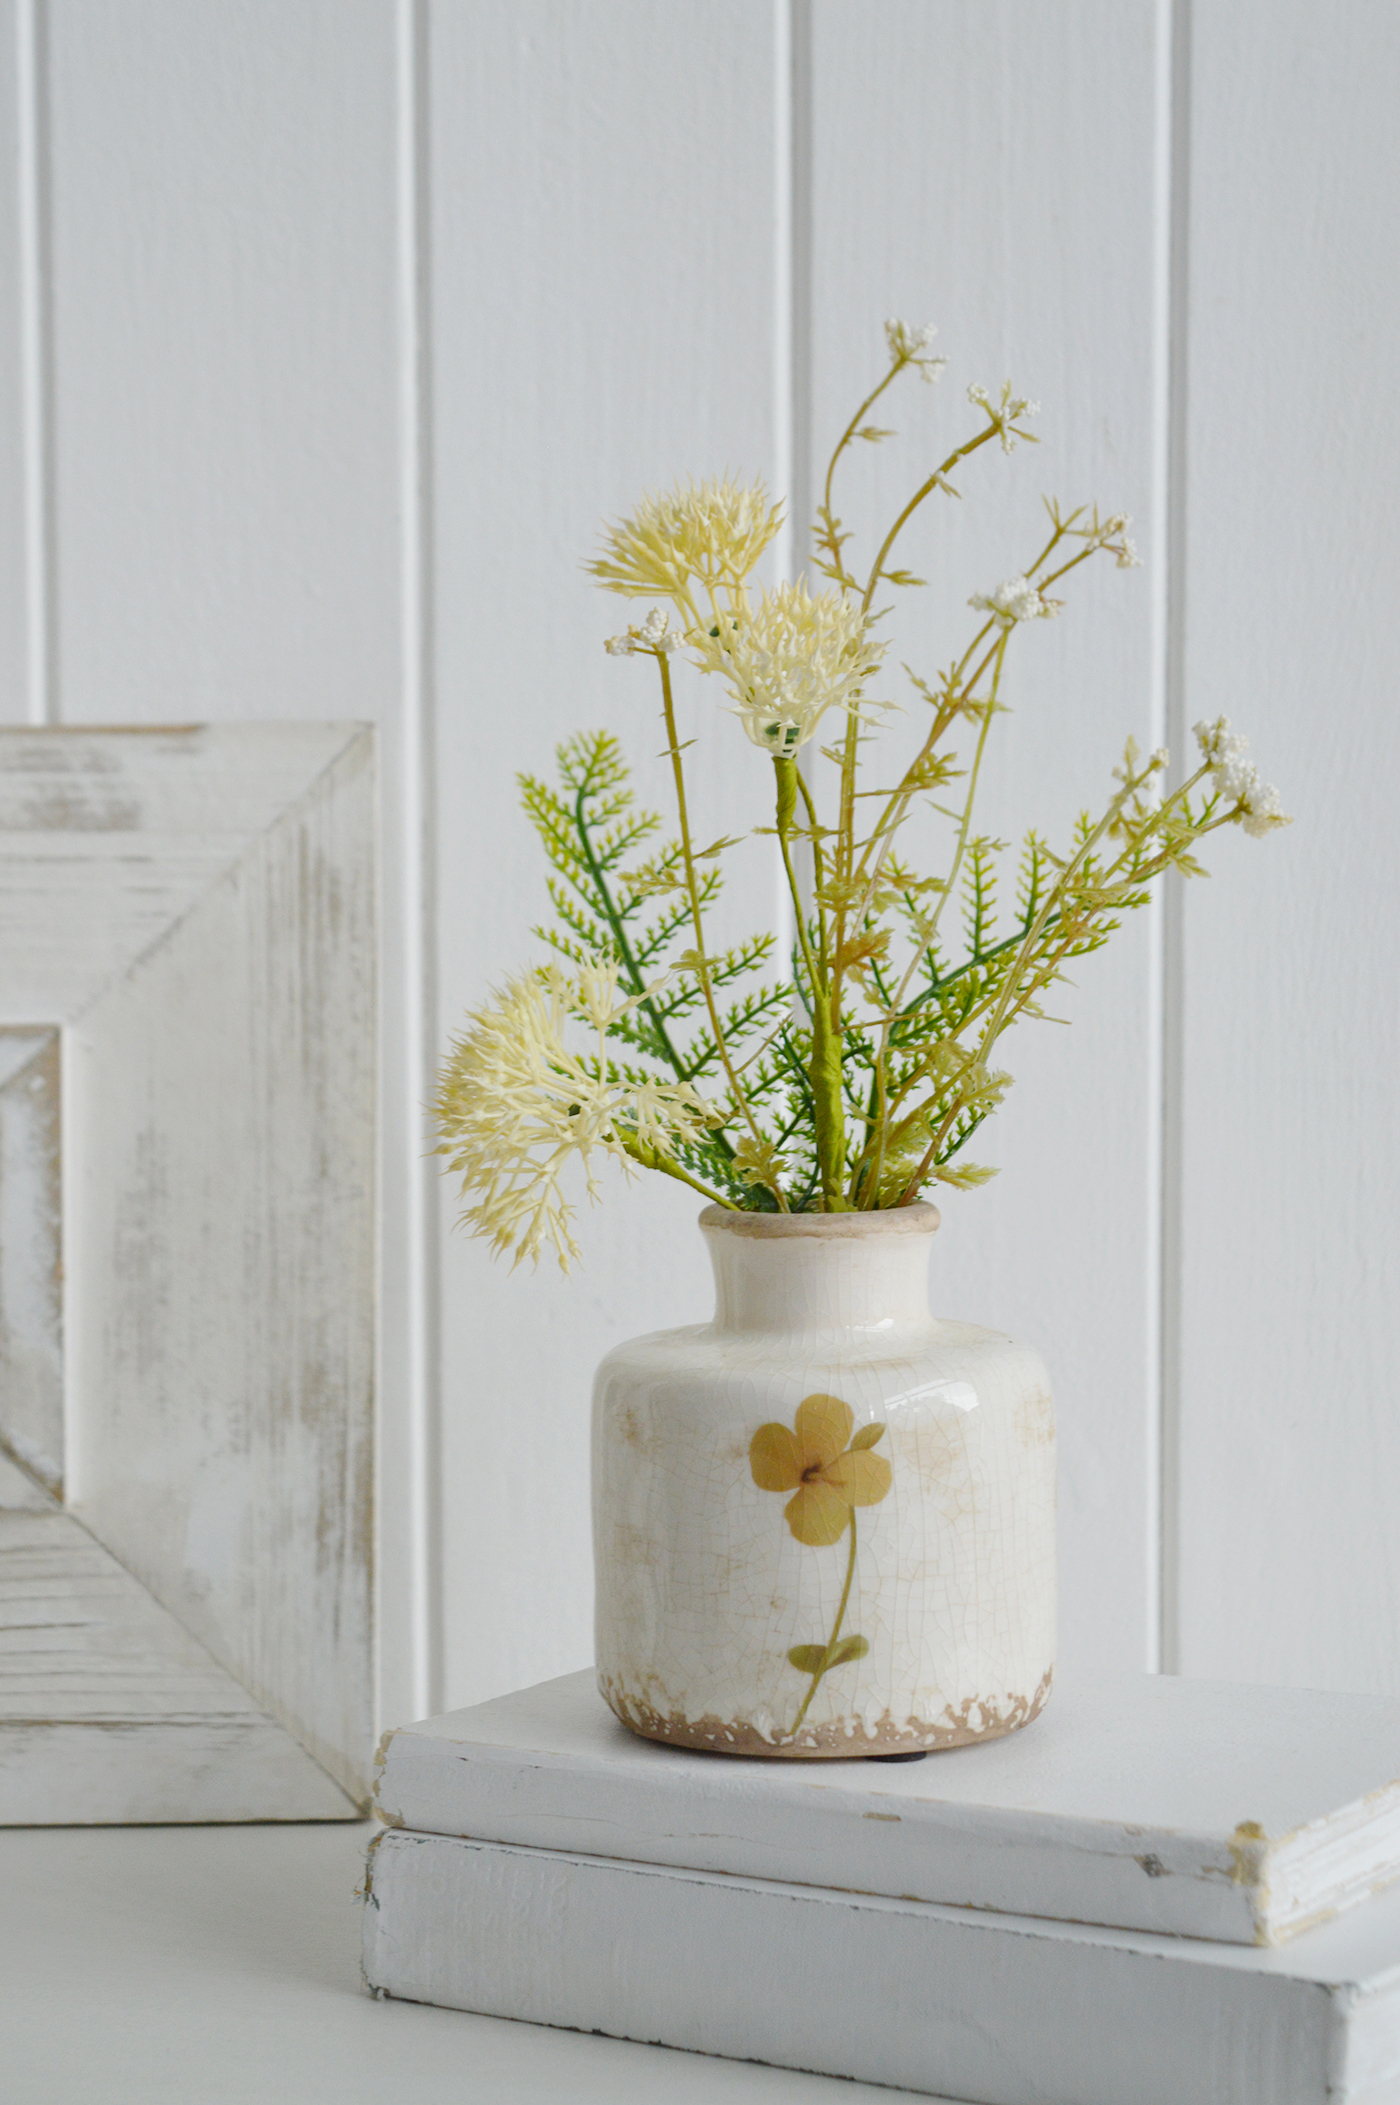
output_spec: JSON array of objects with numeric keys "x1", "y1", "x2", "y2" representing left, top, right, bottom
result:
[{"x1": 0, "y1": 725, "x2": 375, "y2": 1822}]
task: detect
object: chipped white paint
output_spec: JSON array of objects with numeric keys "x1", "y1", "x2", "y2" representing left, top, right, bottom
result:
[
  {"x1": 362, "y1": 1827, "x2": 1400, "y2": 2105},
  {"x1": 0, "y1": 725, "x2": 374, "y2": 1821},
  {"x1": 593, "y1": 1207, "x2": 1055, "y2": 1757}
]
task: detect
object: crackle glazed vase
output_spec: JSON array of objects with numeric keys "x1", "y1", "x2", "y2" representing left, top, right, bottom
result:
[{"x1": 592, "y1": 1203, "x2": 1056, "y2": 1758}]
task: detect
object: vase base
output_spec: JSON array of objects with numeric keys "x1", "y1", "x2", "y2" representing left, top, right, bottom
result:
[{"x1": 598, "y1": 1668, "x2": 1053, "y2": 1761}]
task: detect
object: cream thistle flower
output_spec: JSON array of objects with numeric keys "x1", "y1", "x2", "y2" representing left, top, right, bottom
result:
[
  {"x1": 969, "y1": 575, "x2": 1061, "y2": 626},
  {"x1": 1194, "y1": 715, "x2": 1292, "y2": 837},
  {"x1": 690, "y1": 581, "x2": 886, "y2": 756},
  {"x1": 588, "y1": 476, "x2": 783, "y2": 602},
  {"x1": 434, "y1": 964, "x2": 714, "y2": 1271}
]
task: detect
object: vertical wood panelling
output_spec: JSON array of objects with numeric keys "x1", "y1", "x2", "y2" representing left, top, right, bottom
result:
[
  {"x1": 391, "y1": 0, "x2": 438, "y2": 1737},
  {"x1": 44, "y1": 0, "x2": 398, "y2": 726},
  {"x1": 1175, "y1": 1, "x2": 1400, "y2": 1694},
  {"x1": 37, "y1": 0, "x2": 434, "y2": 1730},
  {"x1": 427, "y1": 0, "x2": 786, "y2": 1710},
  {"x1": 807, "y1": 0, "x2": 1166, "y2": 1673},
  {"x1": 0, "y1": 0, "x2": 1392, "y2": 1745},
  {"x1": 0, "y1": 0, "x2": 29, "y2": 718}
]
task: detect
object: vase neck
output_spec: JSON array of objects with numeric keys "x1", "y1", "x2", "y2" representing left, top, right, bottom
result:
[{"x1": 700, "y1": 1208, "x2": 938, "y2": 1335}]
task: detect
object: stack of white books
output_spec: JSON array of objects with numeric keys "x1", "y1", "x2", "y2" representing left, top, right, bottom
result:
[{"x1": 363, "y1": 1670, "x2": 1400, "y2": 2104}]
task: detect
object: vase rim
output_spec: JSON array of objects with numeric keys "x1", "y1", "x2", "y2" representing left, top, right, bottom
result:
[{"x1": 697, "y1": 1201, "x2": 940, "y2": 1241}]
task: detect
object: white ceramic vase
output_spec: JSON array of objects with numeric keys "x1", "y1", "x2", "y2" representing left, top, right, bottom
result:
[{"x1": 592, "y1": 1202, "x2": 1056, "y2": 1758}]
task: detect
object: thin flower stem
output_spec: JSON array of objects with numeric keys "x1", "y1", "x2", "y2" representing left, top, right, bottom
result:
[
  {"x1": 822, "y1": 423, "x2": 1002, "y2": 1196},
  {"x1": 973, "y1": 760, "x2": 1199, "y2": 1056},
  {"x1": 892, "y1": 634, "x2": 1007, "y2": 997},
  {"x1": 850, "y1": 625, "x2": 1002, "y2": 887},
  {"x1": 838, "y1": 430, "x2": 999, "y2": 888},
  {"x1": 775, "y1": 757, "x2": 841, "y2": 1209},
  {"x1": 621, "y1": 1133, "x2": 734, "y2": 1207},
  {"x1": 893, "y1": 1096, "x2": 977, "y2": 1208},
  {"x1": 859, "y1": 426, "x2": 997, "y2": 618},
  {"x1": 655, "y1": 649, "x2": 785, "y2": 1201},
  {"x1": 844, "y1": 538, "x2": 1108, "y2": 1199},
  {"x1": 817, "y1": 364, "x2": 908, "y2": 584},
  {"x1": 852, "y1": 518, "x2": 1072, "y2": 888},
  {"x1": 795, "y1": 766, "x2": 830, "y2": 960},
  {"x1": 728, "y1": 1014, "x2": 791, "y2": 1078},
  {"x1": 852, "y1": 635, "x2": 1009, "y2": 1205},
  {"x1": 789, "y1": 1508, "x2": 859, "y2": 1737},
  {"x1": 890, "y1": 761, "x2": 1225, "y2": 1205},
  {"x1": 777, "y1": 773, "x2": 824, "y2": 1000}
]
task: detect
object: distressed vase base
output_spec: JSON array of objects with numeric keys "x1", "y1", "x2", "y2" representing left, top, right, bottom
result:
[{"x1": 600, "y1": 1669, "x2": 1053, "y2": 1761}]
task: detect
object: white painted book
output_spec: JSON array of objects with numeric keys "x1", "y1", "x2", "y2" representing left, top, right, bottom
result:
[
  {"x1": 364, "y1": 1671, "x2": 1400, "y2": 2104},
  {"x1": 364, "y1": 1828, "x2": 1400, "y2": 2105},
  {"x1": 373, "y1": 1667, "x2": 1400, "y2": 1947}
]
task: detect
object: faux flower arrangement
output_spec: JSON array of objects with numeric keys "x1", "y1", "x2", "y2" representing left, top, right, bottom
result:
[{"x1": 437, "y1": 321, "x2": 1288, "y2": 1267}]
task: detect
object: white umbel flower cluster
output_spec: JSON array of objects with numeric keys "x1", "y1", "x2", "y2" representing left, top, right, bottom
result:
[
  {"x1": 968, "y1": 380, "x2": 1040, "y2": 454},
  {"x1": 1085, "y1": 511, "x2": 1143, "y2": 569},
  {"x1": 435, "y1": 964, "x2": 713, "y2": 1270},
  {"x1": 969, "y1": 575, "x2": 1062, "y2": 627},
  {"x1": 884, "y1": 318, "x2": 947, "y2": 383},
  {"x1": 604, "y1": 606, "x2": 685, "y2": 656},
  {"x1": 1193, "y1": 715, "x2": 1291, "y2": 837},
  {"x1": 690, "y1": 581, "x2": 886, "y2": 757}
]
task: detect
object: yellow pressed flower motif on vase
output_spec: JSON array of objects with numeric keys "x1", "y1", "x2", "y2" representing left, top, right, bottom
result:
[
  {"x1": 749, "y1": 1394, "x2": 891, "y2": 1734},
  {"x1": 750, "y1": 1393, "x2": 891, "y2": 1543}
]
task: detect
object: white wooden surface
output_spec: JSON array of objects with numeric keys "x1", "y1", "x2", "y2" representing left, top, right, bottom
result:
[
  {"x1": 374, "y1": 1668, "x2": 1400, "y2": 1948},
  {"x1": 1171, "y1": 2, "x2": 1400, "y2": 1693},
  {"x1": 0, "y1": 1, "x2": 1394, "y2": 1730},
  {"x1": 29, "y1": 0, "x2": 427, "y2": 1733},
  {"x1": 0, "y1": 1508, "x2": 351, "y2": 1821},
  {"x1": 3, "y1": 1823, "x2": 901, "y2": 2105},
  {"x1": 0, "y1": 725, "x2": 374, "y2": 1818},
  {"x1": 0, "y1": 0, "x2": 25, "y2": 719},
  {"x1": 365, "y1": 1828, "x2": 1400, "y2": 2105},
  {"x1": 0, "y1": 1025, "x2": 60, "y2": 1489},
  {"x1": 803, "y1": 1, "x2": 1168, "y2": 1681},
  {"x1": 426, "y1": 0, "x2": 788, "y2": 1713}
]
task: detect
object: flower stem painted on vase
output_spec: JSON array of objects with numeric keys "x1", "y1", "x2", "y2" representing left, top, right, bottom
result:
[
  {"x1": 787, "y1": 1507, "x2": 866, "y2": 1735},
  {"x1": 748, "y1": 1393, "x2": 891, "y2": 1737}
]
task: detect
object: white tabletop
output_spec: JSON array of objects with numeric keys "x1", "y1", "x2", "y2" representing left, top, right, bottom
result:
[{"x1": 0, "y1": 1820, "x2": 911, "y2": 2104}]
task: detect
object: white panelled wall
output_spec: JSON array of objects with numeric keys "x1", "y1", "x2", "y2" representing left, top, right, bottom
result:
[{"x1": 3, "y1": 0, "x2": 1396, "y2": 1737}]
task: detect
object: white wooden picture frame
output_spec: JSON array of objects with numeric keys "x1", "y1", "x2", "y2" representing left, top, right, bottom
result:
[{"x1": 0, "y1": 725, "x2": 374, "y2": 1822}]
